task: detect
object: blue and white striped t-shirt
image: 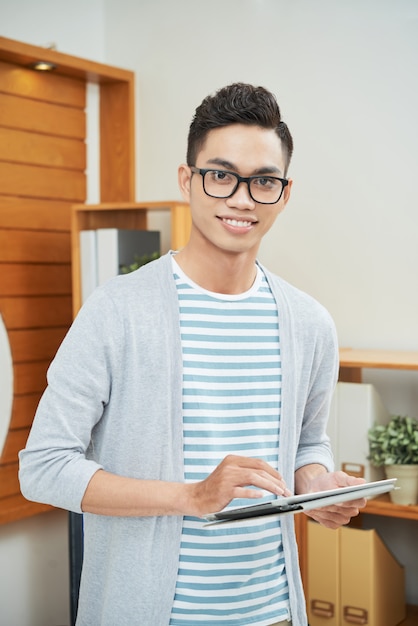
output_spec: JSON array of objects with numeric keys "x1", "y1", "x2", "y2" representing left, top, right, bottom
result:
[{"x1": 169, "y1": 258, "x2": 291, "y2": 626}]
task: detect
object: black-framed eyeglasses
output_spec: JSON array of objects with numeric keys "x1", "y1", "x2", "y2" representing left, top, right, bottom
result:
[{"x1": 190, "y1": 167, "x2": 288, "y2": 205}]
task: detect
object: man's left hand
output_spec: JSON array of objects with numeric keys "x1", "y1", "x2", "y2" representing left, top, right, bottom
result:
[{"x1": 302, "y1": 471, "x2": 367, "y2": 529}]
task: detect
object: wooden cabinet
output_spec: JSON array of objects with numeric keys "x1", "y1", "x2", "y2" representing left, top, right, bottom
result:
[
  {"x1": 71, "y1": 201, "x2": 191, "y2": 314},
  {"x1": 296, "y1": 348, "x2": 418, "y2": 624},
  {"x1": 0, "y1": 36, "x2": 136, "y2": 525}
]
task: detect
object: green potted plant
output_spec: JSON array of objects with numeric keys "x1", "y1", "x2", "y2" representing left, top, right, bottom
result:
[
  {"x1": 368, "y1": 415, "x2": 418, "y2": 505},
  {"x1": 120, "y1": 251, "x2": 160, "y2": 274}
]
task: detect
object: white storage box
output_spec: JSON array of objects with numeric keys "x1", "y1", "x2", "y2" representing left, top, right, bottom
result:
[{"x1": 327, "y1": 382, "x2": 390, "y2": 481}]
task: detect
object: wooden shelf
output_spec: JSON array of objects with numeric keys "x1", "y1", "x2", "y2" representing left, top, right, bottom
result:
[
  {"x1": 363, "y1": 493, "x2": 418, "y2": 521},
  {"x1": 339, "y1": 347, "x2": 418, "y2": 383},
  {"x1": 340, "y1": 348, "x2": 418, "y2": 370},
  {"x1": 71, "y1": 201, "x2": 191, "y2": 315}
]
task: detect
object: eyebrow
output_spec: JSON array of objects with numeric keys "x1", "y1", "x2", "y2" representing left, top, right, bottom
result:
[{"x1": 206, "y1": 158, "x2": 283, "y2": 177}]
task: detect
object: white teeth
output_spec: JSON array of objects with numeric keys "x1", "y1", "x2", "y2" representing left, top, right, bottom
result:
[{"x1": 223, "y1": 218, "x2": 253, "y2": 227}]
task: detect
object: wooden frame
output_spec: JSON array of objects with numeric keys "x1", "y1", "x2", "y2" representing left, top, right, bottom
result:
[
  {"x1": 0, "y1": 36, "x2": 135, "y2": 524},
  {"x1": 0, "y1": 36, "x2": 136, "y2": 204}
]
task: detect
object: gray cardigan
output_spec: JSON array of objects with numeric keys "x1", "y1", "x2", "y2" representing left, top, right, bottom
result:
[{"x1": 19, "y1": 252, "x2": 339, "y2": 626}]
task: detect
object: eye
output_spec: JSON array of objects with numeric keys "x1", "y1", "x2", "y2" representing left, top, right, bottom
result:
[
  {"x1": 253, "y1": 176, "x2": 279, "y2": 190},
  {"x1": 210, "y1": 170, "x2": 235, "y2": 185}
]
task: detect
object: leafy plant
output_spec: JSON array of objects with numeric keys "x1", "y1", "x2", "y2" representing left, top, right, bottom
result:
[
  {"x1": 120, "y1": 251, "x2": 160, "y2": 274},
  {"x1": 368, "y1": 415, "x2": 418, "y2": 466}
]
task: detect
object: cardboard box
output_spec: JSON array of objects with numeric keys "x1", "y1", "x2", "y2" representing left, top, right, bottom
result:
[
  {"x1": 308, "y1": 521, "x2": 340, "y2": 626},
  {"x1": 307, "y1": 522, "x2": 406, "y2": 626}
]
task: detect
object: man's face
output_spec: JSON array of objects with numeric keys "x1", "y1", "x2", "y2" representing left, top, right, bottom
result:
[{"x1": 179, "y1": 124, "x2": 292, "y2": 258}]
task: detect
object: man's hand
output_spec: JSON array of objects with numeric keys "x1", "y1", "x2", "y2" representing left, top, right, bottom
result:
[
  {"x1": 296, "y1": 468, "x2": 367, "y2": 529},
  {"x1": 187, "y1": 454, "x2": 291, "y2": 518}
]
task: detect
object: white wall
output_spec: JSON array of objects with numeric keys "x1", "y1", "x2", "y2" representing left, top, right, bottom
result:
[
  {"x1": 1, "y1": 0, "x2": 418, "y2": 618},
  {"x1": 0, "y1": 0, "x2": 105, "y2": 60},
  {"x1": 102, "y1": 0, "x2": 418, "y2": 414},
  {"x1": 0, "y1": 510, "x2": 70, "y2": 626},
  {"x1": 102, "y1": 0, "x2": 418, "y2": 352}
]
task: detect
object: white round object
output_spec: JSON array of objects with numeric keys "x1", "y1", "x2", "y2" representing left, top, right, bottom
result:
[{"x1": 0, "y1": 314, "x2": 13, "y2": 456}]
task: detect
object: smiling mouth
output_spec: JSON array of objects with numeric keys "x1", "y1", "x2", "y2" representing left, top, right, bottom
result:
[{"x1": 220, "y1": 217, "x2": 256, "y2": 228}]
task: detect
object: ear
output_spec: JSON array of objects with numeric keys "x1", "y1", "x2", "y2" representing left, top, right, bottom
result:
[
  {"x1": 178, "y1": 164, "x2": 192, "y2": 202},
  {"x1": 282, "y1": 178, "x2": 293, "y2": 206}
]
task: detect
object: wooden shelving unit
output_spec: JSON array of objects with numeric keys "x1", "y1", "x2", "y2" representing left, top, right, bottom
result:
[
  {"x1": 0, "y1": 36, "x2": 137, "y2": 526},
  {"x1": 71, "y1": 201, "x2": 191, "y2": 315},
  {"x1": 297, "y1": 348, "x2": 418, "y2": 621},
  {"x1": 339, "y1": 349, "x2": 418, "y2": 529}
]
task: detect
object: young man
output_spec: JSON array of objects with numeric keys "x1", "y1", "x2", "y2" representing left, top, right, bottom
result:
[{"x1": 19, "y1": 83, "x2": 365, "y2": 626}]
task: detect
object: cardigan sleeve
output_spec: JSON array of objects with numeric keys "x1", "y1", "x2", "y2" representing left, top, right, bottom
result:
[
  {"x1": 294, "y1": 301, "x2": 339, "y2": 473},
  {"x1": 18, "y1": 286, "x2": 120, "y2": 512}
]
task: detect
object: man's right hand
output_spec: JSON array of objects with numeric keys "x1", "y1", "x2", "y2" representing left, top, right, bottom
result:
[{"x1": 187, "y1": 454, "x2": 290, "y2": 518}]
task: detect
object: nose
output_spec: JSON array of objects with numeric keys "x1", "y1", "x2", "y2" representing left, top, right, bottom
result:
[{"x1": 226, "y1": 180, "x2": 256, "y2": 210}]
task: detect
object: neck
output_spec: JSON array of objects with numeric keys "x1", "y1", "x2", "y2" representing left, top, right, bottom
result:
[{"x1": 175, "y1": 245, "x2": 258, "y2": 295}]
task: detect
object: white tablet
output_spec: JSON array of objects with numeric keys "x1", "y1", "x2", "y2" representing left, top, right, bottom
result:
[{"x1": 204, "y1": 478, "x2": 396, "y2": 526}]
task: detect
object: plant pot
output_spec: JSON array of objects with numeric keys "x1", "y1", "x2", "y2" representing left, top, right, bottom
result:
[{"x1": 384, "y1": 464, "x2": 418, "y2": 505}]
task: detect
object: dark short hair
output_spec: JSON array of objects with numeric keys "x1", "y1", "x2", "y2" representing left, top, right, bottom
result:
[{"x1": 187, "y1": 83, "x2": 294, "y2": 175}]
